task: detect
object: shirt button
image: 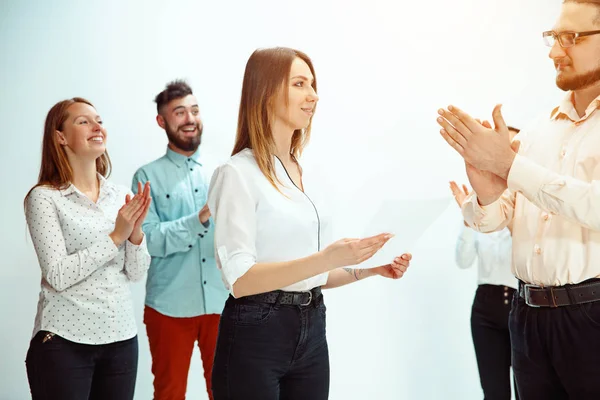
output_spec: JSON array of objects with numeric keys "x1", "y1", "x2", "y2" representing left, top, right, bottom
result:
[
  {"x1": 203, "y1": 280, "x2": 207, "y2": 285},
  {"x1": 190, "y1": 168, "x2": 193, "y2": 171},
  {"x1": 188, "y1": 245, "x2": 192, "y2": 248},
  {"x1": 202, "y1": 258, "x2": 206, "y2": 262},
  {"x1": 504, "y1": 299, "x2": 509, "y2": 305},
  {"x1": 504, "y1": 292, "x2": 509, "y2": 297},
  {"x1": 560, "y1": 148, "x2": 566, "y2": 157},
  {"x1": 534, "y1": 245, "x2": 541, "y2": 254},
  {"x1": 195, "y1": 189, "x2": 198, "y2": 193},
  {"x1": 543, "y1": 214, "x2": 550, "y2": 221}
]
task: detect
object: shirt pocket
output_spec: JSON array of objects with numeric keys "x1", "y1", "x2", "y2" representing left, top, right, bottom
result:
[{"x1": 153, "y1": 190, "x2": 191, "y2": 222}]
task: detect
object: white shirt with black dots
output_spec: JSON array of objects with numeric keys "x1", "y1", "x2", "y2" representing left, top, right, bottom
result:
[{"x1": 25, "y1": 176, "x2": 150, "y2": 345}]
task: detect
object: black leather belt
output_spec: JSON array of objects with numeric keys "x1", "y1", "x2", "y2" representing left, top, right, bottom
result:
[
  {"x1": 243, "y1": 287, "x2": 322, "y2": 307},
  {"x1": 519, "y1": 279, "x2": 600, "y2": 307}
]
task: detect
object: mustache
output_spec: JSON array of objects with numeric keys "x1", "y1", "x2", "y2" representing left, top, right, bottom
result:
[
  {"x1": 178, "y1": 123, "x2": 199, "y2": 130},
  {"x1": 554, "y1": 58, "x2": 571, "y2": 67}
]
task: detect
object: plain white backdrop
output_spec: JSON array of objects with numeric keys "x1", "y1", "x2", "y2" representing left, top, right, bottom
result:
[{"x1": 0, "y1": 0, "x2": 565, "y2": 398}]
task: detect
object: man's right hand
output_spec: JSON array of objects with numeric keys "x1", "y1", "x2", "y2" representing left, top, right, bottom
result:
[
  {"x1": 199, "y1": 203, "x2": 211, "y2": 224},
  {"x1": 464, "y1": 119, "x2": 521, "y2": 206},
  {"x1": 465, "y1": 162, "x2": 507, "y2": 206}
]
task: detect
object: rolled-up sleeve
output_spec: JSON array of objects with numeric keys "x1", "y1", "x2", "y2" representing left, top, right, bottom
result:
[{"x1": 207, "y1": 163, "x2": 257, "y2": 295}]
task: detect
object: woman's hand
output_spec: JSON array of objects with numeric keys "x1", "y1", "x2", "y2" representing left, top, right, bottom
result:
[
  {"x1": 449, "y1": 181, "x2": 470, "y2": 207},
  {"x1": 322, "y1": 233, "x2": 393, "y2": 269},
  {"x1": 371, "y1": 253, "x2": 412, "y2": 279},
  {"x1": 109, "y1": 182, "x2": 151, "y2": 246},
  {"x1": 127, "y1": 182, "x2": 152, "y2": 245}
]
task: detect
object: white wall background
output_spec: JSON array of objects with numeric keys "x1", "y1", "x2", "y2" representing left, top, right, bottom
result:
[{"x1": 0, "y1": 0, "x2": 564, "y2": 398}]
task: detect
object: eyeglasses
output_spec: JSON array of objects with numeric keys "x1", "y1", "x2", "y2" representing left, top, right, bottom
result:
[{"x1": 542, "y1": 30, "x2": 600, "y2": 48}]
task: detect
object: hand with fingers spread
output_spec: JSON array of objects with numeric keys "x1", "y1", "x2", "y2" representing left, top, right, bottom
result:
[
  {"x1": 371, "y1": 253, "x2": 412, "y2": 279},
  {"x1": 323, "y1": 233, "x2": 394, "y2": 269},
  {"x1": 449, "y1": 181, "x2": 470, "y2": 207},
  {"x1": 110, "y1": 181, "x2": 152, "y2": 246},
  {"x1": 436, "y1": 104, "x2": 517, "y2": 179}
]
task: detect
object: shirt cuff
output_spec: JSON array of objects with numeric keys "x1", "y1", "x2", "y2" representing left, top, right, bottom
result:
[
  {"x1": 463, "y1": 193, "x2": 505, "y2": 232},
  {"x1": 182, "y1": 211, "x2": 208, "y2": 236},
  {"x1": 217, "y1": 247, "x2": 256, "y2": 298},
  {"x1": 507, "y1": 154, "x2": 548, "y2": 201},
  {"x1": 126, "y1": 233, "x2": 150, "y2": 258}
]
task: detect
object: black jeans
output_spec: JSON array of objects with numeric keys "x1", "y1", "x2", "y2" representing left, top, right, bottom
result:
[
  {"x1": 25, "y1": 331, "x2": 138, "y2": 400},
  {"x1": 471, "y1": 284, "x2": 518, "y2": 400},
  {"x1": 510, "y1": 284, "x2": 600, "y2": 399},
  {"x1": 212, "y1": 293, "x2": 330, "y2": 400}
]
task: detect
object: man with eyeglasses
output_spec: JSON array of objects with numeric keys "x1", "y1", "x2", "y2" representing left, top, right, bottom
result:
[{"x1": 436, "y1": 0, "x2": 600, "y2": 398}]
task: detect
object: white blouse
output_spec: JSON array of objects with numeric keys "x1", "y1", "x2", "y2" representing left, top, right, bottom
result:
[
  {"x1": 455, "y1": 225, "x2": 518, "y2": 289},
  {"x1": 25, "y1": 175, "x2": 151, "y2": 345},
  {"x1": 207, "y1": 148, "x2": 330, "y2": 297}
]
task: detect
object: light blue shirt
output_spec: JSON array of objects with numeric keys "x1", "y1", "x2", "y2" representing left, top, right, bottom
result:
[{"x1": 132, "y1": 147, "x2": 228, "y2": 317}]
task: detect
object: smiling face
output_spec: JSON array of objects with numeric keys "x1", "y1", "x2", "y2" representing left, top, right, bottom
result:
[
  {"x1": 55, "y1": 102, "x2": 107, "y2": 162},
  {"x1": 157, "y1": 94, "x2": 203, "y2": 153},
  {"x1": 272, "y1": 57, "x2": 319, "y2": 131}
]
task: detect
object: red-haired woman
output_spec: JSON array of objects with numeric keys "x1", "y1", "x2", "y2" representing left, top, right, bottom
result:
[{"x1": 24, "y1": 98, "x2": 151, "y2": 400}]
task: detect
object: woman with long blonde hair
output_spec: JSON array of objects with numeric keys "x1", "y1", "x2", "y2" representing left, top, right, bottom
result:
[
  {"x1": 208, "y1": 47, "x2": 413, "y2": 399},
  {"x1": 24, "y1": 98, "x2": 151, "y2": 399}
]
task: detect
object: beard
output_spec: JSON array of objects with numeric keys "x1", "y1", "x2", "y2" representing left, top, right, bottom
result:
[
  {"x1": 556, "y1": 63, "x2": 600, "y2": 91},
  {"x1": 165, "y1": 122, "x2": 203, "y2": 152}
]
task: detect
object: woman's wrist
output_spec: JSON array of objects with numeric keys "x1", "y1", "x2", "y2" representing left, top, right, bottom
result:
[
  {"x1": 128, "y1": 229, "x2": 144, "y2": 245},
  {"x1": 109, "y1": 232, "x2": 125, "y2": 247}
]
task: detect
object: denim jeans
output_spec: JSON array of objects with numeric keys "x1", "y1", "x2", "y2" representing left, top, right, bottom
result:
[
  {"x1": 212, "y1": 293, "x2": 330, "y2": 400},
  {"x1": 25, "y1": 331, "x2": 138, "y2": 400}
]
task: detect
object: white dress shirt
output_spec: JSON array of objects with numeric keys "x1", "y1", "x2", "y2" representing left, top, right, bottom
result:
[
  {"x1": 25, "y1": 175, "x2": 151, "y2": 345},
  {"x1": 464, "y1": 92, "x2": 600, "y2": 287},
  {"x1": 455, "y1": 225, "x2": 517, "y2": 289},
  {"x1": 207, "y1": 148, "x2": 330, "y2": 297}
]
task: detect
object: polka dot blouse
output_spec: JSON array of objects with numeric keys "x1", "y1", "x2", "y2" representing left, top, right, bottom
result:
[{"x1": 25, "y1": 175, "x2": 151, "y2": 345}]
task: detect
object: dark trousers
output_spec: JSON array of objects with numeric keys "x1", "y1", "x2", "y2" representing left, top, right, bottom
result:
[
  {"x1": 510, "y1": 285, "x2": 600, "y2": 399},
  {"x1": 25, "y1": 331, "x2": 138, "y2": 400},
  {"x1": 471, "y1": 284, "x2": 518, "y2": 400},
  {"x1": 212, "y1": 294, "x2": 330, "y2": 400}
]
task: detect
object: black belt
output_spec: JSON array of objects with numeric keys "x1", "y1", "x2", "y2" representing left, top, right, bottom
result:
[
  {"x1": 518, "y1": 279, "x2": 600, "y2": 307},
  {"x1": 243, "y1": 287, "x2": 322, "y2": 307}
]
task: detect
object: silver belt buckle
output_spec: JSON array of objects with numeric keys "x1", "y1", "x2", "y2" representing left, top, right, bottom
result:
[
  {"x1": 300, "y1": 290, "x2": 313, "y2": 306},
  {"x1": 524, "y1": 283, "x2": 542, "y2": 308}
]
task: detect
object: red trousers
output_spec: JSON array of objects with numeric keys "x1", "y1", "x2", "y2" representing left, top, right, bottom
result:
[{"x1": 144, "y1": 306, "x2": 220, "y2": 400}]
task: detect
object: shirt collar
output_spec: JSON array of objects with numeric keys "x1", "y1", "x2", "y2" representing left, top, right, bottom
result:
[
  {"x1": 551, "y1": 92, "x2": 600, "y2": 123},
  {"x1": 166, "y1": 146, "x2": 203, "y2": 168},
  {"x1": 59, "y1": 173, "x2": 116, "y2": 199}
]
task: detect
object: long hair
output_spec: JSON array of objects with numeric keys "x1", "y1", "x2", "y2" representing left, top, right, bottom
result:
[
  {"x1": 232, "y1": 47, "x2": 317, "y2": 191},
  {"x1": 24, "y1": 98, "x2": 112, "y2": 205}
]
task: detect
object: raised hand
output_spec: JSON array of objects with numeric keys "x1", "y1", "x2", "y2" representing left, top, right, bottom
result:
[
  {"x1": 371, "y1": 253, "x2": 412, "y2": 279},
  {"x1": 126, "y1": 182, "x2": 152, "y2": 245},
  {"x1": 110, "y1": 182, "x2": 150, "y2": 246},
  {"x1": 449, "y1": 181, "x2": 470, "y2": 207},
  {"x1": 323, "y1": 233, "x2": 393, "y2": 269},
  {"x1": 437, "y1": 104, "x2": 516, "y2": 179}
]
